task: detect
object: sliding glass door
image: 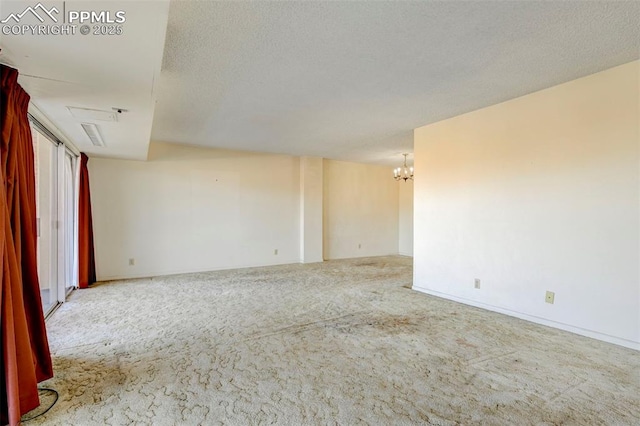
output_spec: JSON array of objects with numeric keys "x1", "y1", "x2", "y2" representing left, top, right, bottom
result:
[
  {"x1": 32, "y1": 123, "x2": 79, "y2": 315},
  {"x1": 33, "y1": 129, "x2": 58, "y2": 314}
]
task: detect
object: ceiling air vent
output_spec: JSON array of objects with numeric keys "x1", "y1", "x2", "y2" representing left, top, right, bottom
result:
[{"x1": 81, "y1": 123, "x2": 106, "y2": 147}]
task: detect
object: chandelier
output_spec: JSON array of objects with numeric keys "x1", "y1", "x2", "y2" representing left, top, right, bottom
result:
[{"x1": 393, "y1": 153, "x2": 413, "y2": 181}]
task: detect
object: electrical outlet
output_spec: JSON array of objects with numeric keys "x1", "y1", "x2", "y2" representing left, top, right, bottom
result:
[
  {"x1": 274, "y1": 249, "x2": 278, "y2": 255},
  {"x1": 129, "y1": 258, "x2": 135, "y2": 266},
  {"x1": 545, "y1": 291, "x2": 555, "y2": 304},
  {"x1": 474, "y1": 278, "x2": 481, "y2": 289}
]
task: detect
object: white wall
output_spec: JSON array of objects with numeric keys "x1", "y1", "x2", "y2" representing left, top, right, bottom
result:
[
  {"x1": 398, "y1": 180, "x2": 413, "y2": 256},
  {"x1": 323, "y1": 159, "x2": 399, "y2": 259},
  {"x1": 413, "y1": 61, "x2": 639, "y2": 349},
  {"x1": 90, "y1": 142, "x2": 301, "y2": 280}
]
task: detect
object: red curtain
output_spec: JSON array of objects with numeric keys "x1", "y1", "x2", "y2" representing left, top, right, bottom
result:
[
  {"x1": 0, "y1": 65, "x2": 53, "y2": 425},
  {"x1": 78, "y1": 153, "x2": 95, "y2": 289}
]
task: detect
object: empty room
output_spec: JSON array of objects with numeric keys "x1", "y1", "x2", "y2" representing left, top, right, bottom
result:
[{"x1": 1, "y1": 1, "x2": 639, "y2": 425}]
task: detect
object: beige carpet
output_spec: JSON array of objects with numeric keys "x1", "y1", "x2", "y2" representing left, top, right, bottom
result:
[{"x1": 27, "y1": 256, "x2": 639, "y2": 425}]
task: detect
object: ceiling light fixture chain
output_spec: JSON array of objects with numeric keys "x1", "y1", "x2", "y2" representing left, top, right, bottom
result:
[{"x1": 393, "y1": 153, "x2": 414, "y2": 182}]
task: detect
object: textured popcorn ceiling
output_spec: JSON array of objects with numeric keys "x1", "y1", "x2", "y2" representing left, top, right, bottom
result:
[
  {"x1": 2, "y1": 1, "x2": 637, "y2": 163},
  {"x1": 152, "y1": 1, "x2": 640, "y2": 165}
]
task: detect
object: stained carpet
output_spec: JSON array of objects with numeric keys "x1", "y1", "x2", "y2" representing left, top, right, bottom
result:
[{"x1": 27, "y1": 256, "x2": 639, "y2": 425}]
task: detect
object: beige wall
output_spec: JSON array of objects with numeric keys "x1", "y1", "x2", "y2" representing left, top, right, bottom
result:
[
  {"x1": 300, "y1": 157, "x2": 324, "y2": 263},
  {"x1": 90, "y1": 143, "x2": 406, "y2": 279},
  {"x1": 413, "y1": 61, "x2": 639, "y2": 349},
  {"x1": 398, "y1": 180, "x2": 413, "y2": 256},
  {"x1": 323, "y1": 159, "x2": 399, "y2": 259},
  {"x1": 90, "y1": 143, "x2": 301, "y2": 280}
]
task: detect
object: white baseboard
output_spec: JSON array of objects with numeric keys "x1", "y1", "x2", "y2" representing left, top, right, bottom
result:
[
  {"x1": 97, "y1": 257, "x2": 301, "y2": 282},
  {"x1": 324, "y1": 252, "x2": 400, "y2": 260},
  {"x1": 412, "y1": 285, "x2": 639, "y2": 351}
]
